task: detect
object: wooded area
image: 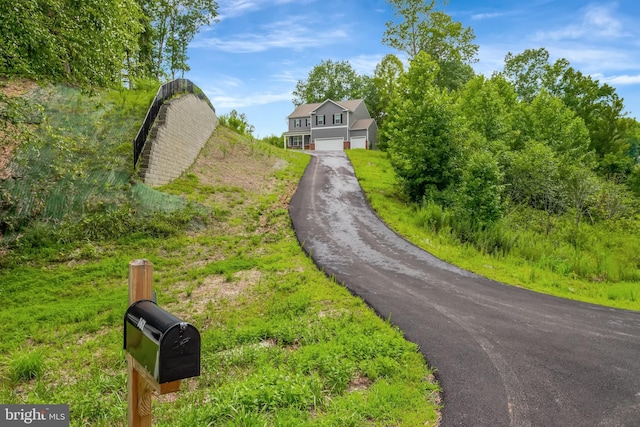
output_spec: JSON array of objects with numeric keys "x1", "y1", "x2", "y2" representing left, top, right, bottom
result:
[{"x1": 0, "y1": 0, "x2": 218, "y2": 87}]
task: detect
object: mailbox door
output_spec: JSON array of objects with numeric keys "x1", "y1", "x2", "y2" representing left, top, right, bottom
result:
[{"x1": 159, "y1": 323, "x2": 201, "y2": 383}]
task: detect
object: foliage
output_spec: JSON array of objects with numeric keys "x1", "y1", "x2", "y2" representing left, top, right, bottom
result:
[
  {"x1": 292, "y1": 60, "x2": 366, "y2": 106},
  {"x1": 0, "y1": 84, "x2": 159, "y2": 238},
  {"x1": 502, "y1": 48, "x2": 633, "y2": 174},
  {"x1": 348, "y1": 149, "x2": 640, "y2": 310},
  {"x1": 0, "y1": 0, "x2": 143, "y2": 87},
  {"x1": 261, "y1": 134, "x2": 284, "y2": 148},
  {"x1": 383, "y1": 0, "x2": 478, "y2": 90},
  {"x1": 0, "y1": 0, "x2": 217, "y2": 86},
  {"x1": 217, "y1": 110, "x2": 255, "y2": 136},
  {"x1": 138, "y1": 0, "x2": 219, "y2": 80},
  {"x1": 369, "y1": 54, "x2": 405, "y2": 144},
  {"x1": 454, "y1": 149, "x2": 505, "y2": 232},
  {"x1": 455, "y1": 74, "x2": 518, "y2": 150},
  {"x1": 382, "y1": 52, "x2": 461, "y2": 203}
]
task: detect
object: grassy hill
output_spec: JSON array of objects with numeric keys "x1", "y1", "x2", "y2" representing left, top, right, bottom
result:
[{"x1": 0, "y1": 83, "x2": 440, "y2": 426}]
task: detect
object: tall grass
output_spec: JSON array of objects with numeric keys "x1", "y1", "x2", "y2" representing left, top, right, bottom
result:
[{"x1": 347, "y1": 149, "x2": 640, "y2": 311}]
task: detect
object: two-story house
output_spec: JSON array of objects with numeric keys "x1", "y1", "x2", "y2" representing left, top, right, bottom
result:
[{"x1": 283, "y1": 99, "x2": 377, "y2": 151}]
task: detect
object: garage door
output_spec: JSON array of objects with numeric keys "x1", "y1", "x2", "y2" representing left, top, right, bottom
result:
[
  {"x1": 314, "y1": 137, "x2": 344, "y2": 151},
  {"x1": 351, "y1": 136, "x2": 367, "y2": 149}
]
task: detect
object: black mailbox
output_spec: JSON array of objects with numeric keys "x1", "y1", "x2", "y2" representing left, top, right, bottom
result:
[{"x1": 124, "y1": 300, "x2": 200, "y2": 384}]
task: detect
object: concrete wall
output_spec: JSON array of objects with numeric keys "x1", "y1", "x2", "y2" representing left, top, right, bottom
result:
[{"x1": 138, "y1": 94, "x2": 216, "y2": 187}]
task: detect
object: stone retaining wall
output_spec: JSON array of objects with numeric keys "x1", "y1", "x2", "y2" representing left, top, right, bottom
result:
[{"x1": 138, "y1": 94, "x2": 216, "y2": 187}]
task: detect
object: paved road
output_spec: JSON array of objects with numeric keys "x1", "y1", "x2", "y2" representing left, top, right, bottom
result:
[{"x1": 288, "y1": 152, "x2": 640, "y2": 426}]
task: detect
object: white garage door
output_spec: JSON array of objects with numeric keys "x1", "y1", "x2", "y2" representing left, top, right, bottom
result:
[
  {"x1": 315, "y1": 137, "x2": 344, "y2": 151},
  {"x1": 351, "y1": 136, "x2": 367, "y2": 149}
]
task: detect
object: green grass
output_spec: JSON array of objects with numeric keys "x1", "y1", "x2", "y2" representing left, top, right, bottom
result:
[
  {"x1": 347, "y1": 149, "x2": 640, "y2": 312},
  {"x1": 0, "y1": 88, "x2": 440, "y2": 426}
]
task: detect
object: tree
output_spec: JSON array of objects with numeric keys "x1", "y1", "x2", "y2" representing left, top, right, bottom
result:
[
  {"x1": 563, "y1": 166, "x2": 599, "y2": 228},
  {"x1": 292, "y1": 60, "x2": 365, "y2": 106},
  {"x1": 502, "y1": 48, "x2": 552, "y2": 103},
  {"x1": 382, "y1": 0, "x2": 477, "y2": 90},
  {"x1": 503, "y1": 140, "x2": 563, "y2": 233},
  {"x1": 519, "y1": 90, "x2": 592, "y2": 161},
  {"x1": 146, "y1": 0, "x2": 219, "y2": 79},
  {"x1": 369, "y1": 54, "x2": 405, "y2": 138},
  {"x1": 0, "y1": 0, "x2": 143, "y2": 87},
  {"x1": 455, "y1": 149, "x2": 505, "y2": 231},
  {"x1": 455, "y1": 74, "x2": 519, "y2": 151},
  {"x1": 382, "y1": 51, "x2": 461, "y2": 202},
  {"x1": 502, "y1": 48, "x2": 633, "y2": 172}
]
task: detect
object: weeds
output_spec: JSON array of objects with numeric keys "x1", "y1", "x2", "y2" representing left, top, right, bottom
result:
[{"x1": 9, "y1": 351, "x2": 44, "y2": 382}]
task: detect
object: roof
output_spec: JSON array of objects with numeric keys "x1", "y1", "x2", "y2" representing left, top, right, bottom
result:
[
  {"x1": 288, "y1": 102, "x2": 322, "y2": 118},
  {"x1": 288, "y1": 99, "x2": 365, "y2": 118},
  {"x1": 350, "y1": 118, "x2": 376, "y2": 130}
]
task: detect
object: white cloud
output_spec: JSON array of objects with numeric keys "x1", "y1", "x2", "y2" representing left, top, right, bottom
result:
[
  {"x1": 191, "y1": 19, "x2": 348, "y2": 53},
  {"x1": 594, "y1": 73, "x2": 640, "y2": 85},
  {"x1": 471, "y1": 12, "x2": 506, "y2": 21},
  {"x1": 535, "y1": 4, "x2": 624, "y2": 41},
  {"x1": 217, "y1": 0, "x2": 314, "y2": 21},
  {"x1": 203, "y1": 84, "x2": 293, "y2": 109}
]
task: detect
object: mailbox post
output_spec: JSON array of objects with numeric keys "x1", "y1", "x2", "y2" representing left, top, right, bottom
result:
[{"x1": 126, "y1": 259, "x2": 200, "y2": 427}]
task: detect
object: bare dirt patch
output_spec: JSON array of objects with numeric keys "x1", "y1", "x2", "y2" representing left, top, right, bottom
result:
[
  {"x1": 347, "y1": 375, "x2": 371, "y2": 392},
  {"x1": 192, "y1": 127, "x2": 280, "y2": 195},
  {"x1": 0, "y1": 78, "x2": 38, "y2": 97},
  {"x1": 169, "y1": 269, "x2": 262, "y2": 319}
]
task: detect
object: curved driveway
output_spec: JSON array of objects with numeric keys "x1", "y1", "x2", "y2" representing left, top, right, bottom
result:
[{"x1": 288, "y1": 152, "x2": 640, "y2": 426}]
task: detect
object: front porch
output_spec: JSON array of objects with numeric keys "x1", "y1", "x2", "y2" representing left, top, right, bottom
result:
[{"x1": 283, "y1": 132, "x2": 311, "y2": 150}]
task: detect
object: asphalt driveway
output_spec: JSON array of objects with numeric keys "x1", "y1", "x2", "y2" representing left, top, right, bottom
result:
[{"x1": 288, "y1": 151, "x2": 640, "y2": 426}]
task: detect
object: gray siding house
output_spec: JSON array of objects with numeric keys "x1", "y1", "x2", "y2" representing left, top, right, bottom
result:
[{"x1": 283, "y1": 99, "x2": 377, "y2": 151}]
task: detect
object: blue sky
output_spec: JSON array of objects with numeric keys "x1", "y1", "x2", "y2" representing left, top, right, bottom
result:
[{"x1": 186, "y1": 0, "x2": 640, "y2": 138}]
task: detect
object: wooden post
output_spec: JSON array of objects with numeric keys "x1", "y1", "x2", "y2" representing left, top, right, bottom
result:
[{"x1": 128, "y1": 259, "x2": 153, "y2": 427}]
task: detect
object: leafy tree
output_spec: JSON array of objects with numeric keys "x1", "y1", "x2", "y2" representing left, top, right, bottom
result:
[
  {"x1": 382, "y1": 0, "x2": 477, "y2": 90},
  {"x1": 0, "y1": 0, "x2": 143, "y2": 87},
  {"x1": 369, "y1": 54, "x2": 405, "y2": 141},
  {"x1": 145, "y1": 0, "x2": 219, "y2": 79},
  {"x1": 455, "y1": 149, "x2": 505, "y2": 230},
  {"x1": 502, "y1": 48, "x2": 553, "y2": 103},
  {"x1": 382, "y1": 52, "x2": 461, "y2": 202},
  {"x1": 519, "y1": 90, "x2": 592, "y2": 161},
  {"x1": 502, "y1": 48, "x2": 632, "y2": 173},
  {"x1": 563, "y1": 166, "x2": 599, "y2": 228},
  {"x1": 455, "y1": 74, "x2": 519, "y2": 152},
  {"x1": 292, "y1": 60, "x2": 365, "y2": 106},
  {"x1": 503, "y1": 140, "x2": 563, "y2": 233}
]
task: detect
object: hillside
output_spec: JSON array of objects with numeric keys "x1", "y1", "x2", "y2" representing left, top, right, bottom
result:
[{"x1": 0, "y1": 84, "x2": 440, "y2": 426}]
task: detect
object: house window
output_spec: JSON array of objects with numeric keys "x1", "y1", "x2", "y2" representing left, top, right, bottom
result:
[
  {"x1": 291, "y1": 136, "x2": 302, "y2": 147},
  {"x1": 294, "y1": 119, "x2": 301, "y2": 128},
  {"x1": 334, "y1": 113, "x2": 342, "y2": 124},
  {"x1": 305, "y1": 118, "x2": 310, "y2": 127},
  {"x1": 317, "y1": 115, "x2": 324, "y2": 125}
]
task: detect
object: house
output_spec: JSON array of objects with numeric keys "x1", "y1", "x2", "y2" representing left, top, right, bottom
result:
[{"x1": 283, "y1": 99, "x2": 377, "y2": 151}]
